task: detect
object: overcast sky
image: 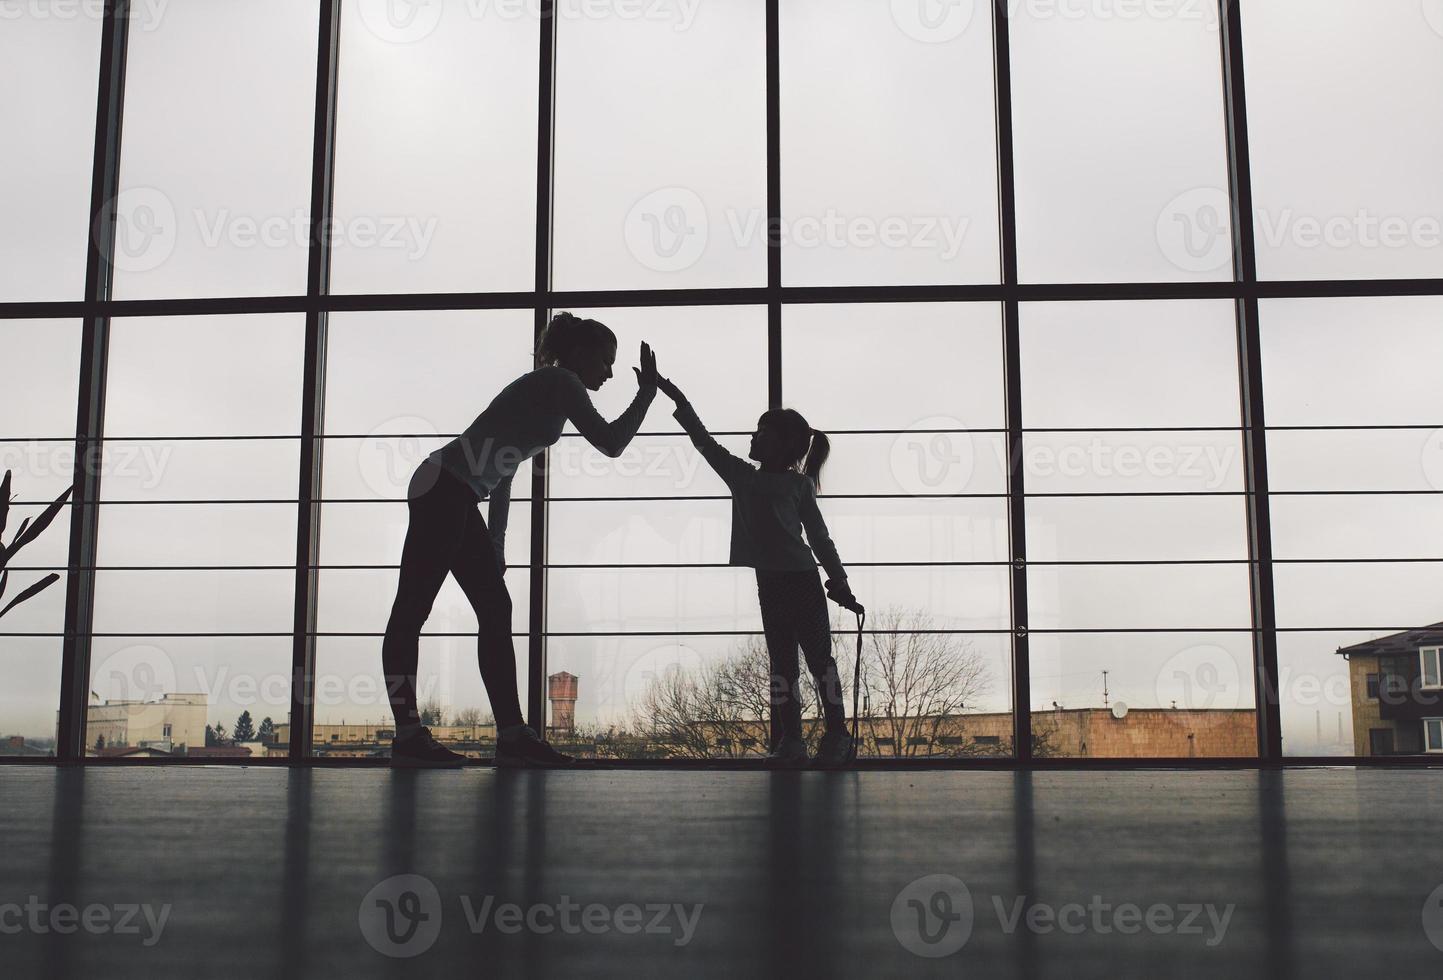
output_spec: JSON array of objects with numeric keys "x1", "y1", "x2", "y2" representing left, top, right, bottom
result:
[{"x1": 3, "y1": 0, "x2": 1441, "y2": 756}]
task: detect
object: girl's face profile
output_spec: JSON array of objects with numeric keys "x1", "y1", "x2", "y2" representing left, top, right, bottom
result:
[{"x1": 749, "y1": 419, "x2": 784, "y2": 465}]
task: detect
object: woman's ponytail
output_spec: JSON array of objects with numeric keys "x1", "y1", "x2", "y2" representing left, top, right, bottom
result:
[{"x1": 803, "y1": 428, "x2": 831, "y2": 490}]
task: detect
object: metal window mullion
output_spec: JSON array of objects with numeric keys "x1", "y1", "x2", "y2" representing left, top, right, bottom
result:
[
  {"x1": 527, "y1": 0, "x2": 558, "y2": 732},
  {"x1": 1218, "y1": 0, "x2": 1283, "y2": 760},
  {"x1": 766, "y1": 0, "x2": 782, "y2": 409},
  {"x1": 289, "y1": 0, "x2": 342, "y2": 762},
  {"x1": 993, "y1": 1, "x2": 1032, "y2": 761},
  {"x1": 58, "y1": 0, "x2": 130, "y2": 763}
]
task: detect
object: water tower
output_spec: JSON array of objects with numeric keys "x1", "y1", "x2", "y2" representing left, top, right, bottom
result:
[{"x1": 548, "y1": 672, "x2": 578, "y2": 734}]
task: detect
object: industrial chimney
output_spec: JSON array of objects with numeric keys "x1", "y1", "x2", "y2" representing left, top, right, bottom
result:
[{"x1": 547, "y1": 671, "x2": 578, "y2": 734}]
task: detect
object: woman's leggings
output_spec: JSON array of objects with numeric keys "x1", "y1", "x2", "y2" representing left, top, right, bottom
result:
[
  {"x1": 381, "y1": 460, "x2": 525, "y2": 730},
  {"x1": 756, "y1": 569, "x2": 847, "y2": 746}
]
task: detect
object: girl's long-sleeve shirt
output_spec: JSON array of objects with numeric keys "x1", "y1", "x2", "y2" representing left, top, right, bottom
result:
[
  {"x1": 671, "y1": 397, "x2": 847, "y2": 584},
  {"x1": 428, "y1": 365, "x2": 656, "y2": 557}
]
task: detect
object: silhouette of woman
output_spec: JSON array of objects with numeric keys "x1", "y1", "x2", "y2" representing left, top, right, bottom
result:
[{"x1": 383, "y1": 312, "x2": 659, "y2": 767}]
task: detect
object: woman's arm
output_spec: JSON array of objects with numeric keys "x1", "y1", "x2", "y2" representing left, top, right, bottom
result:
[
  {"x1": 661, "y1": 377, "x2": 754, "y2": 489},
  {"x1": 486, "y1": 472, "x2": 513, "y2": 570},
  {"x1": 557, "y1": 345, "x2": 657, "y2": 458}
]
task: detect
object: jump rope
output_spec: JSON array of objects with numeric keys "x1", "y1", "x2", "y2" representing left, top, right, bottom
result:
[{"x1": 824, "y1": 580, "x2": 866, "y2": 764}]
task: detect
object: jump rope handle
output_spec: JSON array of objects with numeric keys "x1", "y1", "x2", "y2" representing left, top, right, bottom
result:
[{"x1": 825, "y1": 580, "x2": 865, "y2": 764}]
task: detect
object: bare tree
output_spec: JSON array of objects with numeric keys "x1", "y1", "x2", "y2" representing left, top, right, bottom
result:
[
  {"x1": 450, "y1": 707, "x2": 491, "y2": 727},
  {"x1": 631, "y1": 607, "x2": 998, "y2": 759},
  {"x1": 843, "y1": 607, "x2": 993, "y2": 758}
]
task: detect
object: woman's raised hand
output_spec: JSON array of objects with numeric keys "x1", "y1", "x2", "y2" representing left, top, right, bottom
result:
[{"x1": 633, "y1": 341, "x2": 659, "y2": 389}]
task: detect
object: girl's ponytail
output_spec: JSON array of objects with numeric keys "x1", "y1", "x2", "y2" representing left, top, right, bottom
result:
[{"x1": 803, "y1": 428, "x2": 830, "y2": 490}]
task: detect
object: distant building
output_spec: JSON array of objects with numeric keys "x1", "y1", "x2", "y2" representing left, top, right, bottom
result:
[
  {"x1": 0, "y1": 734, "x2": 51, "y2": 757},
  {"x1": 548, "y1": 672, "x2": 578, "y2": 734},
  {"x1": 85, "y1": 692, "x2": 207, "y2": 755},
  {"x1": 1337, "y1": 623, "x2": 1443, "y2": 756}
]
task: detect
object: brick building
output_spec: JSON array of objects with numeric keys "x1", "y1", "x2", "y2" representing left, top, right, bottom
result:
[{"x1": 1337, "y1": 623, "x2": 1443, "y2": 756}]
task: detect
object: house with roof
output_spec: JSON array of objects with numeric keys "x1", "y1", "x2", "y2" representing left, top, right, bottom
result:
[{"x1": 1337, "y1": 623, "x2": 1443, "y2": 756}]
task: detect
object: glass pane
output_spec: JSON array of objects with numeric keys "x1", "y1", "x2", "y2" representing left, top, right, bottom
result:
[
  {"x1": 1021, "y1": 431, "x2": 1244, "y2": 494},
  {"x1": 320, "y1": 500, "x2": 533, "y2": 571},
  {"x1": 330, "y1": 0, "x2": 539, "y2": 293},
  {"x1": 315, "y1": 568, "x2": 530, "y2": 637},
  {"x1": 91, "y1": 569, "x2": 296, "y2": 634},
  {"x1": 0, "y1": 320, "x2": 83, "y2": 437},
  {"x1": 1027, "y1": 496, "x2": 1248, "y2": 562},
  {"x1": 0, "y1": 14, "x2": 100, "y2": 301},
  {"x1": 1242, "y1": 0, "x2": 1443, "y2": 280},
  {"x1": 1274, "y1": 563, "x2": 1443, "y2": 630},
  {"x1": 0, "y1": 639, "x2": 61, "y2": 757},
  {"x1": 1029, "y1": 565, "x2": 1252, "y2": 631},
  {"x1": 85, "y1": 636, "x2": 292, "y2": 758},
  {"x1": 312, "y1": 638, "x2": 528, "y2": 758},
  {"x1": 1029, "y1": 632, "x2": 1258, "y2": 758},
  {"x1": 1260, "y1": 297, "x2": 1443, "y2": 427},
  {"x1": 547, "y1": 630, "x2": 1013, "y2": 760},
  {"x1": 779, "y1": 0, "x2": 999, "y2": 285},
  {"x1": 105, "y1": 315, "x2": 305, "y2": 436},
  {"x1": 1277, "y1": 629, "x2": 1423, "y2": 758},
  {"x1": 1010, "y1": 3, "x2": 1232, "y2": 282},
  {"x1": 784, "y1": 303, "x2": 1004, "y2": 430},
  {"x1": 113, "y1": 0, "x2": 318, "y2": 298},
  {"x1": 95, "y1": 503, "x2": 296, "y2": 567},
  {"x1": 552, "y1": 0, "x2": 767, "y2": 290},
  {"x1": 1021, "y1": 301, "x2": 1240, "y2": 429}
]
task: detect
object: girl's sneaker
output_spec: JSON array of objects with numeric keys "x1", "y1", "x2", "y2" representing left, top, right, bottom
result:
[
  {"x1": 766, "y1": 734, "x2": 809, "y2": 769},
  {"x1": 812, "y1": 732, "x2": 854, "y2": 770},
  {"x1": 390, "y1": 726, "x2": 468, "y2": 768},
  {"x1": 495, "y1": 725, "x2": 575, "y2": 768}
]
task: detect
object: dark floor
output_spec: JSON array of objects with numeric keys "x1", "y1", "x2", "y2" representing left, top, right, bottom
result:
[{"x1": 3, "y1": 767, "x2": 1443, "y2": 979}]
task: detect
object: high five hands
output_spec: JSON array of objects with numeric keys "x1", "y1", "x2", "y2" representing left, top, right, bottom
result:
[{"x1": 633, "y1": 341, "x2": 659, "y2": 389}]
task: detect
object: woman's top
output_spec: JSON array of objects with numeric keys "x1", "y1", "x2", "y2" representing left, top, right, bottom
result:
[
  {"x1": 671, "y1": 397, "x2": 846, "y2": 584},
  {"x1": 427, "y1": 365, "x2": 656, "y2": 558}
]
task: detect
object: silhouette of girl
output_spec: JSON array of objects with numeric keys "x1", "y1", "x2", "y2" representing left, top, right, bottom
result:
[
  {"x1": 655, "y1": 374, "x2": 861, "y2": 768},
  {"x1": 383, "y1": 312, "x2": 659, "y2": 767}
]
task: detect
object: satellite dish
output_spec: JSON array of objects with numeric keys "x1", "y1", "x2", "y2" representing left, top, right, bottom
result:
[{"x1": 1111, "y1": 701, "x2": 1129, "y2": 720}]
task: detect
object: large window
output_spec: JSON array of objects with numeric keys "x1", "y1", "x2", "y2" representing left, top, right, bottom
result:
[{"x1": 3, "y1": 1, "x2": 1439, "y2": 764}]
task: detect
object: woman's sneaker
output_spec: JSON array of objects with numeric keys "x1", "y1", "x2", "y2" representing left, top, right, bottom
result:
[
  {"x1": 812, "y1": 731, "x2": 854, "y2": 770},
  {"x1": 390, "y1": 726, "x2": 468, "y2": 768},
  {"x1": 765, "y1": 734, "x2": 809, "y2": 769},
  {"x1": 495, "y1": 725, "x2": 575, "y2": 768}
]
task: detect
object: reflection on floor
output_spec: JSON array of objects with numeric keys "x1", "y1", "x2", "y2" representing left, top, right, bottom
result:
[{"x1": 4, "y1": 767, "x2": 1443, "y2": 978}]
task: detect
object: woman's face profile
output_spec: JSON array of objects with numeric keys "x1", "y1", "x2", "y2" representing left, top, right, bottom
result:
[{"x1": 567, "y1": 341, "x2": 617, "y2": 391}]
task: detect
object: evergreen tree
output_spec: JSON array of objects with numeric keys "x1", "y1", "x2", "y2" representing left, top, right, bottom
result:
[
  {"x1": 205, "y1": 724, "x2": 217, "y2": 747},
  {"x1": 232, "y1": 711, "x2": 256, "y2": 742},
  {"x1": 94, "y1": 733, "x2": 106, "y2": 751},
  {"x1": 257, "y1": 717, "x2": 276, "y2": 743}
]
